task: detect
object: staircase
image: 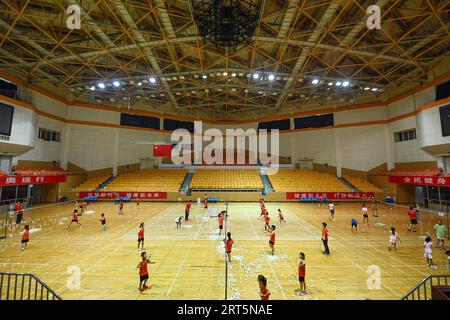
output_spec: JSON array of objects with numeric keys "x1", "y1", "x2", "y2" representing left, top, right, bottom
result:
[
  {"x1": 180, "y1": 171, "x2": 194, "y2": 194},
  {"x1": 402, "y1": 275, "x2": 450, "y2": 300},
  {"x1": 97, "y1": 175, "x2": 115, "y2": 190},
  {"x1": 0, "y1": 272, "x2": 62, "y2": 300},
  {"x1": 338, "y1": 176, "x2": 358, "y2": 192},
  {"x1": 260, "y1": 173, "x2": 274, "y2": 194}
]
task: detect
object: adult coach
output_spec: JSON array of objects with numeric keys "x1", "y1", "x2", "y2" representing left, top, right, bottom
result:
[
  {"x1": 321, "y1": 222, "x2": 330, "y2": 256},
  {"x1": 15, "y1": 201, "x2": 24, "y2": 225}
]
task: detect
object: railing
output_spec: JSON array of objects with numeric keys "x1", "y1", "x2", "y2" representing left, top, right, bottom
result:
[
  {"x1": 402, "y1": 275, "x2": 450, "y2": 300},
  {"x1": 0, "y1": 272, "x2": 62, "y2": 300}
]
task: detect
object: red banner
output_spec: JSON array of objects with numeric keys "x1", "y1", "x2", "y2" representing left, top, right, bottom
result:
[
  {"x1": 153, "y1": 144, "x2": 172, "y2": 157},
  {"x1": 0, "y1": 175, "x2": 67, "y2": 186},
  {"x1": 388, "y1": 175, "x2": 450, "y2": 186},
  {"x1": 286, "y1": 192, "x2": 374, "y2": 201},
  {"x1": 78, "y1": 191, "x2": 168, "y2": 200}
]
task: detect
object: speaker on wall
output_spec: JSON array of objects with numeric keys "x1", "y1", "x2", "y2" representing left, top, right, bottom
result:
[{"x1": 440, "y1": 104, "x2": 450, "y2": 137}]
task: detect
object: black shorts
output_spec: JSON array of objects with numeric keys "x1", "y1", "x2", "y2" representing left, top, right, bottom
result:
[
  {"x1": 71, "y1": 219, "x2": 78, "y2": 223},
  {"x1": 140, "y1": 274, "x2": 149, "y2": 282},
  {"x1": 219, "y1": 225, "x2": 223, "y2": 229},
  {"x1": 21, "y1": 239, "x2": 29, "y2": 244},
  {"x1": 351, "y1": 223, "x2": 357, "y2": 227},
  {"x1": 299, "y1": 276, "x2": 305, "y2": 282},
  {"x1": 138, "y1": 237, "x2": 144, "y2": 242},
  {"x1": 410, "y1": 219, "x2": 417, "y2": 225},
  {"x1": 101, "y1": 221, "x2": 106, "y2": 225},
  {"x1": 363, "y1": 214, "x2": 368, "y2": 218},
  {"x1": 226, "y1": 251, "x2": 231, "y2": 254},
  {"x1": 269, "y1": 241, "x2": 275, "y2": 245},
  {"x1": 330, "y1": 210, "x2": 334, "y2": 215}
]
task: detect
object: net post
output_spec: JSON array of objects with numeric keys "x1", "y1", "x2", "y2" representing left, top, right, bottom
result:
[{"x1": 224, "y1": 201, "x2": 228, "y2": 300}]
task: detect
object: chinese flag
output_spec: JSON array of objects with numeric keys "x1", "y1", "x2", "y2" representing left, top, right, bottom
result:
[{"x1": 153, "y1": 144, "x2": 172, "y2": 157}]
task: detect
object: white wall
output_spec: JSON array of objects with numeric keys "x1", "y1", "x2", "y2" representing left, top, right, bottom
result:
[
  {"x1": 290, "y1": 129, "x2": 336, "y2": 166},
  {"x1": 67, "y1": 125, "x2": 116, "y2": 170},
  {"x1": 339, "y1": 125, "x2": 387, "y2": 171},
  {"x1": 7, "y1": 104, "x2": 37, "y2": 147},
  {"x1": 118, "y1": 129, "x2": 166, "y2": 166},
  {"x1": 417, "y1": 105, "x2": 450, "y2": 148},
  {"x1": 19, "y1": 116, "x2": 65, "y2": 162},
  {"x1": 388, "y1": 117, "x2": 435, "y2": 163}
]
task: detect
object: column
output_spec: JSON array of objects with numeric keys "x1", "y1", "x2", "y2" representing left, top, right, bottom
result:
[
  {"x1": 334, "y1": 129, "x2": 342, "y2": 177},
  {"x1": 112, "y1": 129, "x2": 120, "y2": 176},
  {"x1": 60, "y1": 124, "x2": 70, "y2": 170},
  {"x1": 383, "y1": 125, "x2": 395, "y2": 170}
]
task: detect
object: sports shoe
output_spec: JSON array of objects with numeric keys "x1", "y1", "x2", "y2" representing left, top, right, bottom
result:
[
  {"x1": 143, "y1": 285, "x2": 149, "y2": 289},
  {"x1": 139, "y1": 288, "x2": 144, "y2": 292},
  {"x1": 295, "y1": 291, "x2": 304, "y2": 296}
]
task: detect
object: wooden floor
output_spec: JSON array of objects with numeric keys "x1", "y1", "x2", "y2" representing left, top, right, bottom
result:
[{"x1": 0, "y1": 201, "x2": 448, "y2": 300}]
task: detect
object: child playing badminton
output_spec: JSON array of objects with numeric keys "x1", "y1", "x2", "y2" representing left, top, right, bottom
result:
[
  {"x1": 264, "y1": 212, "x2": 271, "y2": 232},
  {"x1": 259, "y1": 205, "x2": 267, "y2": 220},
  {"x1": 278, "y1": 209, "x2": 286, "y2": 224},
  {"x1": 137, "y1": 251, "x2": 155, "y2": 292},
  {"x1": 20, "y1": 224, "x2": 30, "y2": 251},
  {"x1": 361, "y1": 204, "x2": 369, "y2": 232},
  {"x1": 296, "y1": 252, "x2": 306, "y2": 295},
  {"x1": 424, "y1": 236, "x2": 437, "y2": 269},
  {"x1": 218, "y1": 212, "x2": 224, "y2": 235},
  {"x1": 407, "y1": 207, "x2": 418, "y2": 232},
  {"x1": 136, "y1": 197, "x2": 141, "y2": 209},
  {"x1": 351, "y1": 218, "x2": 358, "y2": 232},
  {"x1": 329, "y1": 202, "x2": 335, "y2": 221},
  {"x1": 268, "y1": 225, "x2": 276, "y2": 255},
  {"x1": 185, "y1": 200, "x2": 191, "y2": 221},
  {"x1": 321, "y1": 222, "x2": 330, "y2": 256},
  {"x1": 68, "y1": 210, "x2": 82, "y2": 229},
  {"x1": 138, "y1": 223, "x2": 145, "y2": 250},
  {"x1": 175, "y1": 216, "x2": 183, "y2": 229},
  {"x1": 257, "y1": 275, "x2": 270, "y2": 300},
  {"x1": 203, "y1": 194, "x2": 208, "y2": 214},
  {"x1": 100, "y1": 213, "x2": 106, "y2": 231},
  {"x1": 119, "y1": 200, "x2": 124, "y2": 214},
  {"x1": 388, "y1": 227, "x2": 401, "y2": 251},
  {"x1": 225, "y1": 232, "x2": 234, "y2": 263}
]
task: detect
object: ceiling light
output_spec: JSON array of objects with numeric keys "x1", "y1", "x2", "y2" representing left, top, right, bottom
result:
[
  {"x1": 328, "y1": 82, "x2": 333, "y2": 86},
  {"x1": 335, "y1": 81, "x2": 342, "y2": 86},
  {"x1": 311, "y1": 79, "x2": 320, "y2": 84},
  {"x1": 89, "y1": 85, "x2": 95, "y2": 91},
  {"x1": 223, "y1": 72, "x2": 228, "y2": 76},
  {"x1": 371, "y1": 87, "x2": 379, "y2": 92},
  {"x1": 268, "y1": 74, "x2": 275, "y2": 81},
  {"x1": 342, "y1": 81, "x2": 350, "y2": 87},
  {"x1": 149, "y1": 77, "x2": 156, "y2": 83},
  {"x1": 231, "y1": 72, "x2": 237, "y2": 77},
  {"x1": 253, "y1": 73, "x2": 260, "y2": 80},
  {"x1": 202, "y1": 75, "x2": 207, "y2": 79},
  {"x1": 137, "y1": 82, "x2": 142, "y2": 86},
  {"x1": 112, "y1": 81, "x2": 121, "y2": 87},
  {"x1": 97, "y1": 82, "x2": 105, "y2": 89},
  {"x1": 364, "y1": 87, "x2": 370, "y2": 91}
]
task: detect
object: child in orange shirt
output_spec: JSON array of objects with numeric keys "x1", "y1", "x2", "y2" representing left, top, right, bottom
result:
[
  {"x1": 68, "y1": 210, "x2": 82, "y2": 229},
  {"x1": 257, "y1": 275, "x2": 270, "y2": 300},
  {"x1": 137, "y1": 251, "x2": 155, "y2": 292},
  {"x1": 225, "y1": 232, "x2": 234, "y2": 263},
  {"x1": 20, "y1": 224, "x2": 30, "y2": 251},
  {"x1": 268, "y1": 225, "x2": 276, "y2": 255},
  {"x1": 297, "y1": 252, "x2": 306, "y2": 295},
  {"x1": 137, "y1": 223, "x2": 145, "y2": 250}
]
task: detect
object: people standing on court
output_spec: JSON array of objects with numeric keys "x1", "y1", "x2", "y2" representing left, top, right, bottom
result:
[
  {"x1": 434, "y1": 220, "x2": 447, "y2": 249},
  {"x1": 321, "y1": 222, "x2": 330, "y2": 256},
  {"x1": 407, "y1": 206, "x2": 418, "y2": 232},
  {"x1": 185, "y1": 200, "x2": 191, "y2": 221},
  {"x1": 15, "y1": 201, "x2": 24, "y2": 225}
]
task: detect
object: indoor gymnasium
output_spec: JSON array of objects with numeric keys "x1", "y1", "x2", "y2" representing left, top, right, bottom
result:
[{"x1": 0, "y1": 0, "x2": 449, "y2": 302}]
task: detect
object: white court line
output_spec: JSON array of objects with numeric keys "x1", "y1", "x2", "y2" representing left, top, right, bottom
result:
[{"x1": 165, "y1": 212, "x2": 207, "y2": 297}]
